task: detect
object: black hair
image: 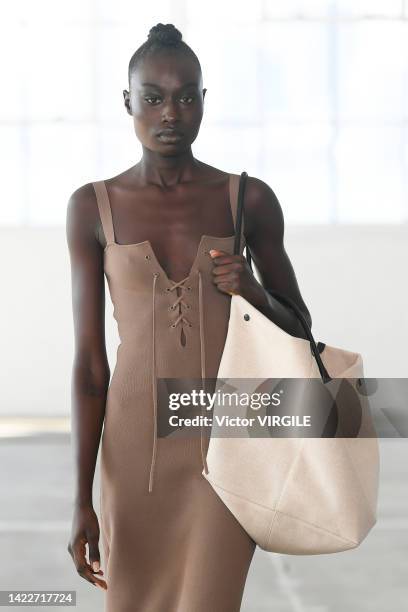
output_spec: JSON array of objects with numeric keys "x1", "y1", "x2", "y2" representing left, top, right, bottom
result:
[{"x1": 128, "y1": 23, "x2": 201, "y2": 83}]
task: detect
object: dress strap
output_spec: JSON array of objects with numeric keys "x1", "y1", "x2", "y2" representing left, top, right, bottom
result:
[
  {"x1": 228, "y1": 173, "x2": 246, "y2": 252},
  {"x1": 92, "y1": 180, "x2": 115, "y2": 246}
]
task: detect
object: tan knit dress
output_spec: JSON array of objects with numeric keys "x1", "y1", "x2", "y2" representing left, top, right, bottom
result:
[{"x1": 92, "y1": 174, "x2": 256, "y2": 612}]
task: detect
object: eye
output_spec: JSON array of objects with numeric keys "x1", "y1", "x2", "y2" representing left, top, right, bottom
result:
[
  {"x1": 144, "y1": 95, "x2": 161, "y2": 105},
  {"x1": 181, "y1": 95, "x2": 194, "y2": 104}
]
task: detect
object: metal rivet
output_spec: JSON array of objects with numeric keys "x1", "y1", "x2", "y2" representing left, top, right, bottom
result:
[{"x1": 244, "y1": 314, "x2": 250, "y2": 321}]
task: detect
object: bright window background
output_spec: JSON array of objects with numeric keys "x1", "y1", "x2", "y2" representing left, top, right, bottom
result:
[{"x1": 1, "y1": 0, "x2": 407, "y2": 225}]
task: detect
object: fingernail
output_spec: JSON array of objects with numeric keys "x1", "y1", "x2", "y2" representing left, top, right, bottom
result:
[
  {"x1": 209, "y1": 250, "x2": 218, "y2": 257},
  {"x1": 92, "y1": 561, "x2": 100, "y2": 572}
]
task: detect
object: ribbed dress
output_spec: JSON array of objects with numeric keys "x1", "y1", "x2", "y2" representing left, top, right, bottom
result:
[{"x1": 92, "y1": 174, "x2": 256, "y2": 612}]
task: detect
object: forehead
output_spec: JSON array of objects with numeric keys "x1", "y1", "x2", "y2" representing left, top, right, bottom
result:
[{"x1": 131, "y1": 51, "x2": 201, "y2": 90}]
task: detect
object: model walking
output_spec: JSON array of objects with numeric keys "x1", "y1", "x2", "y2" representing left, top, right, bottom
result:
[{"x1": 66, "y1": 22, "x2": 311, "y2": 611}]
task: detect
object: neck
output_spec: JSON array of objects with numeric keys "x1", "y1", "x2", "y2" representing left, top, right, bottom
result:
[{"x1": 137, "y1": 146, "x2": 200, "y2": 187}]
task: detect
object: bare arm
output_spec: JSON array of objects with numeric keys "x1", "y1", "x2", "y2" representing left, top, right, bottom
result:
[
  {"x1": 211, "y1": 176, "x2": 312, "y2": 340},
  {"x1": 244, "y1": 176, "x2": 312, "y2": 336},
  {"x1": 66, "y1": 183, "x2": 108, "y2": 590}
]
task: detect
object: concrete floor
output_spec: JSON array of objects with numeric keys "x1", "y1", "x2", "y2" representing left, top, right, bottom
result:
[{"x1": 0, "y1": 435, "x2": 406, "y2": 611}]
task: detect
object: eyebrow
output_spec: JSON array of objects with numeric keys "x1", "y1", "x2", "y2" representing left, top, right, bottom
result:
[{"x1": 140, "y1": 82, "x2": 199, "y2": 88}]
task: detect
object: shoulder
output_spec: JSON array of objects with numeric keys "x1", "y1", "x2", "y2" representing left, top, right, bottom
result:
[
  {"x1": 67, "y1": 182, "x2": 99, "y2": 217},
  {"x1": 231, "y1": 173, "x2": 284, "y2": 239},
  {"x1": 66, "y1": 182, "x2": 101, "y2": 247},
  {"x1": 237, "y1": 174, "x2": 281, "y2": 211}
]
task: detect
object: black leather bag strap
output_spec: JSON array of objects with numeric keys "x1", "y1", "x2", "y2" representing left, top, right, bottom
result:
[
  {"x1": 233, "y1": 171, "x2": 248, "y2": 256},
  {"x1": 234, "y1": 171, "x2": 332, "y2": 384}
]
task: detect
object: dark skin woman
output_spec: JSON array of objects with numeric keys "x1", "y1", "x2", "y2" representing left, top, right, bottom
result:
[{"x1": 66, "y1": 29, "x2": 311, "y2": 593}]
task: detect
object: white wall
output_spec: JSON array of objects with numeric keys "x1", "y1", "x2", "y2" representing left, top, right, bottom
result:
[{"x1": 1, "y1": 224, "x2": 406, "y2": 416}]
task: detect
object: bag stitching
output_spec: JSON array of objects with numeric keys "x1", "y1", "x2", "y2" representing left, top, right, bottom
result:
[
  {"x1": 205, "y1": 471, "x2": 360, "y2": 546},
  {"x1": 273, "y1": 509, "x2": 358, "y2": 545}
]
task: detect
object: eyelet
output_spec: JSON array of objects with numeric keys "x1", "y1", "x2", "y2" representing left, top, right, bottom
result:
[
  {"x1": 187, "y1": 286, "x2": 192, "y2": 291},
  {"x1": 204, "y1": 250, "x2": 209, "y2": 254},
  {"x1": 153, "y1": 272, "x2": 159, "y2": 278},
  {"x1": 171, "y1": 324, "x2": 176, "y2": 328},
  {"x1": 169, "y1": 305, "x2": 175, "y2": 310},
  {"x1": 185, "y1": 305, "x2": 190, "y2": 309},
  {"x1": 145, "y1": 254, "x2": 151, "y2": 260},
  {"x1": 244, "y1": 314, "x2": 250, "y2": 321},
  {"x1": 166, "y1": 287, "x2": 171, "y2": 292},
  {"x1": 188, "y1": 323, "x2": 192, "y2": 327}
]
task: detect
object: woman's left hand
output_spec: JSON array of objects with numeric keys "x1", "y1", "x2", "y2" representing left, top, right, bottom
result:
[{"x1": 209, "y1": 249, "x2": 267, "y2": 307}]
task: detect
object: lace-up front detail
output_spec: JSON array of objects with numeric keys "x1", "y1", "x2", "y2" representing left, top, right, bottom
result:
[
  {"x1": 149, "y1": 270, "x2": 209, "y2": 493},
  {"x1": 168, "y1": 276, "x2": 192, "y2": 333}
]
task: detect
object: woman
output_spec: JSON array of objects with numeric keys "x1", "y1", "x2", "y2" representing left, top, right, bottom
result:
[{"x1": 66, "y1": 22, "x2": 311, "y2": 612}]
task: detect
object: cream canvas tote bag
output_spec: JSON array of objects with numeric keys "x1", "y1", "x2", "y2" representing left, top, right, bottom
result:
[{"x1": 202, "y1": 172, "x2": 380, "y2": 555}]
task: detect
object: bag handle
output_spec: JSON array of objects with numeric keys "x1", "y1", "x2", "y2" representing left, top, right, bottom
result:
[{"x1": 234, "y1": 171, "x2": 332, "y2": 384}]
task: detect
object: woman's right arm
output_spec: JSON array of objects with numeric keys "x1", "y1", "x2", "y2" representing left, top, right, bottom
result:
[{"x1": 65, "y1": 183, "x2": 109, "y2": 590}]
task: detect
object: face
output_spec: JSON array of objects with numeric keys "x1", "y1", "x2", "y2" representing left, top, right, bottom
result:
[{"x1": 123, "y1": 50, "x2": 207, "y2": 154}]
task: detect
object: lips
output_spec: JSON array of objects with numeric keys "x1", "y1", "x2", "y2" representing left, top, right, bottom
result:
[
  {"x1": 157, "y1": 129, "x2": 184, "y2": 144},
  {"x1": 158, "y1": 129, "x2": 183, "y2": 137}
]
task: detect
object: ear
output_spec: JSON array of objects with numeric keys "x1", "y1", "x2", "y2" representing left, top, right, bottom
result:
[
  {"x1": 203, "y1": 88, "x2": 207, "y2": 101},
  {"x1": 123, "y1": 89, "x2": 132, "y2": 115}
]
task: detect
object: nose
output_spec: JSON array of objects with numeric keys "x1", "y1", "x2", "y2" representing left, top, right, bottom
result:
[{"x1": 161, "y1": 98, "x2": 180, "y2": 123}]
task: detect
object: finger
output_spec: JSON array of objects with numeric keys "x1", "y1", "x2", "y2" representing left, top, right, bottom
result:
[
  {"x1": 87, "y1": 533, "x2": 101, "y2": 574},
  {"x1": 72, "y1": 538, "x2": 92, "y2": 574},
  {"x1": 92, "y1": 577, "x2": 108, "y2": 590},
  {"x1": 79, "y1": 562, "x2": 107, "y2": 590},
  {"x1": 213, "y1": 274, "x2": 238, "y2": 295},
  {"x1": 217, "y1": 281, "x2": 236, "y2": 295},
  {"x1": 209, "y1": 250, "x2": 235, "y2": 264},
  {"x1": 72, "y1": 538, "x2": 107, "y2": 590},
  {"x1": 212, "y1": 263, "x2": 242, "y2": 277},
  {"x1": 212, "y1": 271, "x2": 236, "y2": 285},
  {"x1": 210, "y1": 250, "x2": 244, "y2": 263},
  {"x1": 86, "y1": 533, "x2": 107, "y2": 589}
]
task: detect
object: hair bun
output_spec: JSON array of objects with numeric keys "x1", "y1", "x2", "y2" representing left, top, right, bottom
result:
[{"x1": 148, "y1": 23, "x2": 182, "y2": 46}]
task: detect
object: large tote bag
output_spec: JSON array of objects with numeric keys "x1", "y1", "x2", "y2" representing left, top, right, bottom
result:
[{"x1": 202, "y1": 172, "x2": 380, "y2": 555}]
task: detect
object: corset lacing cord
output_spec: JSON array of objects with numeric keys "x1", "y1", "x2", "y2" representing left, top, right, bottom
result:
[
  {"x1": 149, "y1": 269, "x2": 209, "y2": 493},
  {"x1": 198, "y1": 270, "x2": 210, "y2": 478}
]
